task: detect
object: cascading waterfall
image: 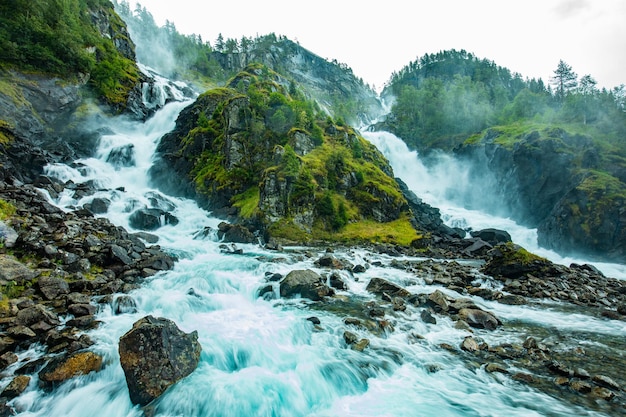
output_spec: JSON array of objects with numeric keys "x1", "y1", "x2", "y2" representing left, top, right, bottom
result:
[
  {"x1": 6, "y1": 80, "x2": 623, "y2": 417},
  {"x1": 362, "y1": 131, "x2": 626, "y2": 280}
]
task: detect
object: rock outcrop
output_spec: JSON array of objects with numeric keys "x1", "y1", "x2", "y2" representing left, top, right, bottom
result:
[
  {"x1": 118, "y1": 316, "x2": 202, "y2": 406},
  {"x1": 457, "y1": 128, "x2": 626, "y2": 262}
]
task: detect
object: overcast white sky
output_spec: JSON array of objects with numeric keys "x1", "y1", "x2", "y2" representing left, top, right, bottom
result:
[{"x1": 138, "y1": 0, "x2": 626, "y2": 92}]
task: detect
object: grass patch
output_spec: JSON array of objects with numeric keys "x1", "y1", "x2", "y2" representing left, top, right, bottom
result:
[
  {"x1": 0, "y1": 199, "x2": 16, "y2": 220},
  {"x1": 313, "y1": 214, "x2": 421, "y2": 246},
  {"x1": 232, "y1": 187, "x2": 260, "y2": 218}
]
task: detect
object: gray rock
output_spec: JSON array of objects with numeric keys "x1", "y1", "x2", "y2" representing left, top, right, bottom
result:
[
  {"x1": 279, "y1": 269, "x2": 333, "y2": 301},
  {"x1": 0, "y1": 255, "x2": 38, "y2": 286},
  {"x1": 119, "y1": 316, "x2": 202, "y2": 406},
  {"x1": 458, "y1": 308, "x2": 501, "y2": 330},
  {"x1": 365, "y1": 277, "x2": 411, "y2": 298},
  {"x1": 38, "y1": 276, "x2": 70, "y2": 300}
]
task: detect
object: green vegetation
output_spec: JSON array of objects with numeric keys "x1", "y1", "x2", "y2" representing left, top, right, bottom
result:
[
  {"x1": 175, "y1": 64, "x2": 416, "y2": 244},
  {"x1": 384, "y1": 49, "x2": 626, "y2": 154},
  {"x1": 0, "y1": 0, "x2": 139, "y2": 108},
  {"x1": 0, "y1": 199, "x2": 15, "y2": 220}
]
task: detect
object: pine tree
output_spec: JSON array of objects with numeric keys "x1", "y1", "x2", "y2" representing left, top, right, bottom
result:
[{"x1": 551, "y1": 60, "x2": 577, "y2": 101}]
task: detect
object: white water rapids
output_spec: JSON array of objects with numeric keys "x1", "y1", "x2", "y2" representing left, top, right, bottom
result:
[{"x1": 5, "y1": 85, "x2": 624, "y2": 416}]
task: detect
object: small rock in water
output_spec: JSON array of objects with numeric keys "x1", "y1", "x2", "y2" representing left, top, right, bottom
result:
[
  {"x1": 306, "y1": 316, "x2": 321, "y2": 325},
  {"x1": 420, "y1": 309, "x2": 437, "y2": 324}
]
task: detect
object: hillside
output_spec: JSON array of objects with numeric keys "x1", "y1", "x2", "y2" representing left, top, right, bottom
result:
[{"x1": 378, "y1": 49, "x2": 626, "y2": 261}]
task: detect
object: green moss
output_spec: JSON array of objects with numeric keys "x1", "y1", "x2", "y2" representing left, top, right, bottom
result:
[
  {"x1": 577, "y1": 170, "x2": 626, "y2": 200},
  {"x1": 0, "y1": 199, "x2": 16, "y2": 220},
  {"x1": 268, "y1": 218, "x2": 312, "y2": 243},
  {"x1": 500, "y1": 242, "x2": 547, "y2": 266},
  {"x1": 313, "y1": 214, "x2": 421, "y2": 246},
  {"x1": 232, "y1": 187, "x2": 260, "y2": 218}
]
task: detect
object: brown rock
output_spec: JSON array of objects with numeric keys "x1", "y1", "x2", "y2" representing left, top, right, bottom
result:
[
  {"x1": 365, "y1": 277, "x2": 411, "y2": 298},
  {"x1": 38, "y1": 351, "x2": 103, "y2": 387},
  {"x1": 0, "y1": 375, "x2": 31, "y2": 399}
]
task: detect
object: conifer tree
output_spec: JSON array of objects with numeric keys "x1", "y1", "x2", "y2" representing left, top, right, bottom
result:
[{"x1": 551, "y1": 60, "x2": 578, "y2": 101}]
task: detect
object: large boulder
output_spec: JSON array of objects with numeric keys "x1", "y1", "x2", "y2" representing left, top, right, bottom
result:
[
  {"x1": 279, "y1": 270, "x2": 333, "y2": 301},
  {"x1": 118, "y1": 316, "x2": 202, "y2": 406}
]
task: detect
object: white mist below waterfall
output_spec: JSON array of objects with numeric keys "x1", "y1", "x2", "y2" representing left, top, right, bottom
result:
[
  {"x1": 362, "y1": 131, "x2": 626, "y2": 280},
  {"x1": 7, "y1": 93, "x2": 622, "y2": 417}
]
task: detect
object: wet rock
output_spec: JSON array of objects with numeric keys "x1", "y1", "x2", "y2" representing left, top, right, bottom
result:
[
  {"x1": 113, "y1": 295, "x2": 138, "y2": 315},
  {"x1": 217, "y1": 222, "x2": 256, "y2": 244},
  {"x1": 86, "y1": 197, "x2": 111, "y2": 214},
  {"x1": 7, "y1": 326, "x2": 36, "y2": 340},
  {"x1": 570, "y1": 380, "x2": 592, "y2": 394},
  {"x1": 458, "y1": 308, "x2": 500, "y2": 330},
  {"x1": 257, "y1": 284, "x2": 274, "y2": 300},
  {"x1": 461, "y1": 336, "x2": 481, "y2": 352},
  {"x1": 68, "y1": 304, "x2": 97, "y2": 317},
  {"x1": 554, "y1": 377, "x2": 570, "y2": 386},
  {"x1": 547, "y1": 360, "x2": 574, "y2": 377},
  {"x1": 306, "y1": 317, "x2": 321, "y2": 325},
  {"x1": 592, "y1": 374, "x2": 621, "y2": 390},
  {"x1": 352, "y1": 264, "x2": 367, "y2": 273},
  {"x1": 0, "y1": 352, "x2": 18, "y2": 370},
  {"x1": 485, "y1": 363, "x2": 508, "y2": 374},
  {"x1": 279, "y1": 269, "x2": 333, "y2": 301},
  {"x1": 0, "y1": 375, "x2": 31, "y2": 399},
  {"x1": 129, "y1": 208, "x2": 178, "y2": 231},
  {"x1": 329, "y1": 272, "x2": 348, "y2": 291},
  {"x1": 470, "y1": 228, "x2": 512, "y2": 245},
  {"x1": 420, "y1": 309, "x2": 437, "y2": 324},
  {"x1": 512, "y1": 372, "x2": 535, "y2": 383},
  {"x1": 427, "y1": 290, "x2": 451, "y2": 313},
  {"x1": 482, "y1": 243, "x2": 558, "y2": 280},
  {"x1": 591, "y1": 387, "x2": 616, "y2": 401},
  {"x1": 38, "y1": 351, "x2": 103, "y2": 389},
  {"x1": 366, "y1": 277, "x2": 411, "y2": 298},
  {"x1": 118, "y1": 316, "x2": 202, "y2": 406},
  {"x1": 352, "y1": 339, "x2": 370, "y2": 352},
  {"x1": 265, "y1": 272, "x2": 283, "y2": 282},
  {"x1": 314, "y1": 255, "x2": 342, "y2": 269},
  {"x1": 106, "y1": 144, "x2": 136, "y2": 168},
  {"x1": 343, "y1": 330, "x2": 358, "y2": 345}
]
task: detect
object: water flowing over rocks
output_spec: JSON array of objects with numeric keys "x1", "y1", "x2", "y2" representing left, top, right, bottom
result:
[{"x1": 118, "y1": 315, "x2": 202, "y2": 406}]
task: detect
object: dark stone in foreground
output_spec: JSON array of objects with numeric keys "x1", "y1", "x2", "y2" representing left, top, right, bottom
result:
[{"x1": 118, "y1": 316, "x2": 202, "y2": 406}]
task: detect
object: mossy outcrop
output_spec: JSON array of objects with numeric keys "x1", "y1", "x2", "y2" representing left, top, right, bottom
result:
[
  {"x1": 150, "y1": 64, "x2": 421, "y2": 245},
  {"x1": 459, "y1": 126, "x2": 626, "y2": 262}
]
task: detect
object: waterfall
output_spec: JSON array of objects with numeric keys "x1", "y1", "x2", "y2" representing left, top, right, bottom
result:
[
  {"x1": 5, "y1": 81, "x2": 622, "y2": 417},
  {"x1": 362, "y1": 131, "x2": 626, "y2": 280}
]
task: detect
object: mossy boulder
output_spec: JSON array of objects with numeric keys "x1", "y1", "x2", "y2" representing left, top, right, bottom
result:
[{"x1": 482, "y1": 242, "x2": 558, "y2": 280}]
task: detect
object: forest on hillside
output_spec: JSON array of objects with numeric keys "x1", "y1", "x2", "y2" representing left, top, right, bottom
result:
[{"x1": 382, "y1": 50, "x2": 626, "y2": 153}]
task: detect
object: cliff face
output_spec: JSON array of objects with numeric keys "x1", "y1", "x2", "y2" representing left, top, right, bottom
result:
[
  {"x1": 150, "y1": 64, "x2": 425, "y2": 245},
  {"x1": 458, "y1": 128, "x2": 626, "y2": 262}
]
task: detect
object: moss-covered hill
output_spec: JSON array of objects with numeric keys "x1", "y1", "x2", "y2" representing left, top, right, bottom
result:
[{"x1": 150, "y1": 64, "x2": 421, "y2": 245}]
